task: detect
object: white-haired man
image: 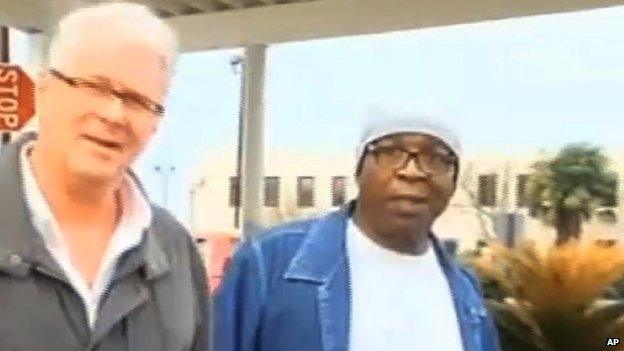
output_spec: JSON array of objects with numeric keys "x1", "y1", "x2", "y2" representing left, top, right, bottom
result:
[{"x1": 0, "y1": 3, "x2": 210, "y2": 351}]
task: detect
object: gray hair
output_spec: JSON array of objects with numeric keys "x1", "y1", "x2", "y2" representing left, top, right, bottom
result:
[{"x1": 48, "y1": 2, "x2": 178, "y2": 75}]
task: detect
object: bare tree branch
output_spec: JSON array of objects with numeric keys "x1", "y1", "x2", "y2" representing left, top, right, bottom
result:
[{"x1": 461, "y1": 162, "x2": 495, "y2": 241}]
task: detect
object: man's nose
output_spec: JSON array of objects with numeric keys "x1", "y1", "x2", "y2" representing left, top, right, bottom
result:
[
  {"x1": 395, "y1": 155, "x2": 429, "y2": 180},
  {"x1": 97, "y1": 94, "x2": 126, "y2": 125}
]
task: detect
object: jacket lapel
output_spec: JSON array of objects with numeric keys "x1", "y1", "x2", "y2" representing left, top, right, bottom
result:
[
  {"x1": 316, "y1": 257, "x2": 349, "y2": 351},
  {"x1": 284, "y1": 204, "x2": 353, "y2": 351},
  {"x1": 2, "y1": 133, "x2": 175, "y2": 346},
  {"x1": 281, "y1": 204, "x2": 487, "y2": 351},
  {"x1": 0, "y1": 133, "x2": 68, "y2": 283},
  {"x1": 430, "y1": 235, "x2": 488, "y2": 351},
  {"x1": 91, "y1": 227, "x2": 170, "y2": 345}
]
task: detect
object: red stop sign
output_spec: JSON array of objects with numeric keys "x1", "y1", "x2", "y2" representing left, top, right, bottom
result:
[{"x1": 0, "y1": 63, "x2": 35, "y2": 132}]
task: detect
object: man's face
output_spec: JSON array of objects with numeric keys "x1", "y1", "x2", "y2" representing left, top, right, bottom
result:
[
  {"x1": 357, "y1": 133, "x2": 457, "y2": 237},
  {"x1": 37, "y1": 34, "x2": 168, "y2": 182}
]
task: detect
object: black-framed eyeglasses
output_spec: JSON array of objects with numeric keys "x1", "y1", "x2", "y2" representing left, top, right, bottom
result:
[
  {"x1": 49, "y1": 69, "x2": 164, "y2": 116},
  {"x1": 366, "y1": 143, "x2": 457, "y2": 175}
]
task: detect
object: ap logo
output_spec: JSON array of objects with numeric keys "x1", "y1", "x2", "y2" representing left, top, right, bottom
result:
[{"x1": 606, "y1": 338, "x2": 620, "y2": 346}]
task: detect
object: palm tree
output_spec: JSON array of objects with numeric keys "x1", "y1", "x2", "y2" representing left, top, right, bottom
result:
[
  {"x1": 471, "y1": 240, "x2": 624, "y2": 351},
  {"x1": 527, "y1": 143, "x2": 618, "y2": 245}
]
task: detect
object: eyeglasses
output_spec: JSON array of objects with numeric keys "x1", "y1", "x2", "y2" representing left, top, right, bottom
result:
[
  {"x1": 366, "y1": 143, "x2": 457, "y2": 175},
  {"x1": 49, "y1": 69, "x2": 164, "y2": 116}
]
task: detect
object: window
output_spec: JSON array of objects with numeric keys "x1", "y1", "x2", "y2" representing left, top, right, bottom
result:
[
  {"x1": 229, "y1": 176, "x2": 240, "y2": 208},
  {"x1": 478, "y1": 174, "x2": 498, "y2": 207},
  {"x1": 264, "y1": 176, "x2": 280, "y2": 207},
  {"x1": 331, "y1": 176, "x2": 347, "y2": 207},
  {"x1": 297, "y1": 177, "x2": 315, "y2": 207},
  {"x1": 516, "y1": 174, "x2": 530, "y2": 208}
]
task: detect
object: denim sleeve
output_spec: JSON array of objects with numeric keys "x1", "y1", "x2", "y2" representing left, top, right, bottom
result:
[
  {"x1": 214, "y1": 240, "x2": 265, "y2": 351},
  {"x1": 462, "y1": 267, "x2": 502, "y2": 351},
  {"x1": 482, "y1": 310, "x2": 501, "y2": 351}
]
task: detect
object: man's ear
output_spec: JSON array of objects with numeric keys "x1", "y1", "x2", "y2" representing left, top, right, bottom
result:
[
  {"x1": 354, "y1": 164, "x2": 362, "y2": 186},
  {"x1": 355, "y1": 165, "x2": 365, "y2": 187},
  {"x1": 151, "y1": 115, "x2": 164, "y2": 133},
  {"x1": 452, "y1": 162, "x2": 460, "y2": 193},
  {"x1": 354, "y1": 154, "x2": 366, "y2": 185}
]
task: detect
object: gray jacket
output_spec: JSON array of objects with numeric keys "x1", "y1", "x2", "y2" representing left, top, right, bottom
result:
[{"x1": 0, "y1": 134, "x2": 211, "y2": 351}]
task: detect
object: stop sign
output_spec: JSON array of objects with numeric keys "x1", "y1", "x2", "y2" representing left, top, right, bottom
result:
[{"x1": 0, "y1": 63, "x2": 35, "y2": 132}]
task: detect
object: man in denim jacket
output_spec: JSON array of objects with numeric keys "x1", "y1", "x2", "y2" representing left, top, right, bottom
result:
[{"x1": 215, "y1": 117, "x2": 500, "y2": 351}]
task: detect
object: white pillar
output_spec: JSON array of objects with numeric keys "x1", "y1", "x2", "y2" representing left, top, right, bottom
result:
[
  {"x1": 30, "y1": 0, "x2": 87, "y2": 68},
  {"x1": 241, "y1": 44, "x2": 267, "y2": 236},
  {"x1": 17, "y1": 32, "x2": 50, "y2": 136},
  {"x1": 24, "y1": 0, "x2": 87, "y2": 135},
  {"x1": 27, "y1": 32, "x2": 49, "y2": 70}
]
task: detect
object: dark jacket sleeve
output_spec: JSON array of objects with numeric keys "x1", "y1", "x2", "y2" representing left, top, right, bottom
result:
[
  {"x1": 189, "y1": 239, "x2": 212, "y2": 351},
  {"x1": 214, "y1": 240, "x2": 265, "y2": 351}
]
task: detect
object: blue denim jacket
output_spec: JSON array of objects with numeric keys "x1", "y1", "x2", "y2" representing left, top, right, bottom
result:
[{"x1": 215, "y1": 204, "x2": 500, "y2": 351}]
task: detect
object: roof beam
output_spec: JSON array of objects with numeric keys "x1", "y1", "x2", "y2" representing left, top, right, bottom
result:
[
  {"x1": 2, "y1": 0, "x2": 624, "y2": 52},
  {"x1": 135, "y1": 0, "x2": 192, "y2": 15},
  {"x1": 179, "y1": 0, "x2": 219, "y2": 11},
  {"x1": 214, "y1": 0, "x2": 246, "y2": 9},
  {"x1": 167, "y1": 0, "x2": 624, "y2": 52}
]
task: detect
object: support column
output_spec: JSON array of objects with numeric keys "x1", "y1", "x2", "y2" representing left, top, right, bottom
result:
[
  {"x1": 241, "y1": 44, "x2": 266, "y2": 236},
  {"x1": 17, "y1": 32, "x2": 51, "y2": 136},
  {"x1": 28, "y1": 32, "x2": 50, "y2": 69}
]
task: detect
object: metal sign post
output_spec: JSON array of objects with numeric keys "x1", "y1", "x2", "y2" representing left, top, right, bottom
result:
[{"x1": 1, "y1": 25, "x2": 10, "y2": 151}]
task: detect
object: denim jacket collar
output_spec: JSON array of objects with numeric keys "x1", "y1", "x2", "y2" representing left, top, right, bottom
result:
[
  {"x1": 284, "y1": 203, "x2": 351, "y2": 284},
  {"x1": 282, "y1": 200, "x2": 488, "y2": 351},
  {"x1": 284, "y1": 201, "x2": 460, "y2": 283}
]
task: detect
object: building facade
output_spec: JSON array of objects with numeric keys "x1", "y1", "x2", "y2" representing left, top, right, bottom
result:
[{"x1": 190, "y1": 147, "x2": 624, "y2": 251}]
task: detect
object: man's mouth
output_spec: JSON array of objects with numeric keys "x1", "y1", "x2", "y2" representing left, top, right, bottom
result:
[
  {"x1": 389, "y1": 195, "x2": 428, "y2": 203},
  {"x1": 82, "y1": 135, "x2": 123, "y2": 150},
  {"x1": 387, "y1": 195, "x2": 429, "y2": 214}
]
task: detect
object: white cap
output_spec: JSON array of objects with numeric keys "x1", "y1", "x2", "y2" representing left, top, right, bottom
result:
[{"x1": 355, "y1": 117, "x2": 462, "y2": 171}]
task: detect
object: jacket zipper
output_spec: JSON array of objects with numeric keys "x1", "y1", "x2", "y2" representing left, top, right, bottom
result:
[{"x1": 86, "y1": 278, "x2": 118, "y2": 350}]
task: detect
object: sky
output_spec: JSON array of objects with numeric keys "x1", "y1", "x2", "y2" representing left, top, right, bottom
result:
[{"x1": 8, "y1": 5, "x2": 624, "y2": 229}]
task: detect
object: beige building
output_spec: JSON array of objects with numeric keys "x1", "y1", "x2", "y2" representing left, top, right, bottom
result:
[{"x1": 191, "y1": 147, "x2": 624, "y2": 251}]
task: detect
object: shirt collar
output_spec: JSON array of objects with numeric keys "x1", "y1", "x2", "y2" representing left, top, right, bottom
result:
[
  {"x1": 0, "y1": 133, "x2": 168, "y2": 281},
  {"x1": 20, "y1": 141, "x2": 56, "y2": 243},
  {"x1": 19, "y1": 140, "x2": 153, "y2": 253},
  {"x1": 346, "y1": 217, "x2": 434, "y2": 262}
]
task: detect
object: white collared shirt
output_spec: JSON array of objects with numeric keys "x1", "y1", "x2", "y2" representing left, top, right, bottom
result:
[
  {"x1": 346, "y1": 218, "x2": 464, "y2": 351},
  {"x1": 19, "y1": 141, "x2": 153, "y2": 329}
]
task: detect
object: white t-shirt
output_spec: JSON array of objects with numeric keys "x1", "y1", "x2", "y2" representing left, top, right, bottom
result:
[{"x1": 346, "y1": 218, "x2": 464, "y2": 351}]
